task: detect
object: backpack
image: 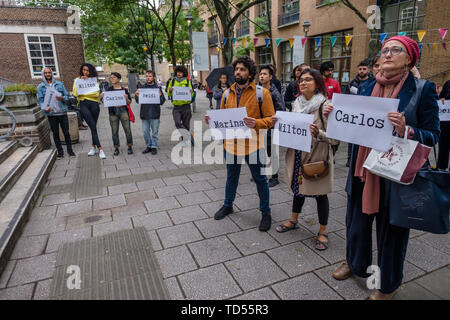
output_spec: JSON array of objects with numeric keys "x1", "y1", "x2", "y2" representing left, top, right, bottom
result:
[
  {"x1": 171, "y1": 78, "x2": 196, "y2": 103},
  {"x1": 223, "y1": 85, "x2": 264, "y2": 117}
]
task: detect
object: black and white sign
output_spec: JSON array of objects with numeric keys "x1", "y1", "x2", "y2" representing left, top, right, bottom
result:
[
  {"x1": 103, "y1": 90, "x2": 126, "y2": 108},
  {"x1": 42, "y1": 87, "x2": 62, "y2": 112},
  {"x1": 172, "y1": 87, "x2": 192, "y2": 102},
  {"x1": 75, "y1": 77, "x2": 99, "y2": 95},
  {"x1": 207, "y1": 108, "x2": 251, "y2": 140},
  {"x1": 438, "y1": 100, "x2": 450, "y2": 121},
  {"x1": 326, "y1": 93, "x2": 398, "y2": 151},
  {"x1": 273, "y1": 111, "x2": 314, "y2": 152},
  {"x1": 139, "y1": 88, "x2": 160, "y2": 104}
]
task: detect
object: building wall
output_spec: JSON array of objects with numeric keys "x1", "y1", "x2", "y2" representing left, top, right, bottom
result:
[{"x1": 0, "y1": 5, "x2": 84, "y2": 91}]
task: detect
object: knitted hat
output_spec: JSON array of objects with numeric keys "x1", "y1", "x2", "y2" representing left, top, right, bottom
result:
[{"x1": 383, "y1": 35, "x2": 420, "y2": 68}]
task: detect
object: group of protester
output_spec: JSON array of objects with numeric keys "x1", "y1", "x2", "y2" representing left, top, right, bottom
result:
[{"x1": 37, "y1": 34, "x2": 447, "y2": 300}]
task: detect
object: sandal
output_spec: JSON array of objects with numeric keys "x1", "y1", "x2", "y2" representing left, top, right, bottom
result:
[
  {"x1": 315, "y1": 233, "x2": 329, "y2": 251},
  {"x1": 276, "y1": 221, "x2": 299, "y2": 233}
]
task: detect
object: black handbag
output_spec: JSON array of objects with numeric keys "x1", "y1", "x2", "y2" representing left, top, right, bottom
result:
[{"x1": 389, "y1": 135, "x2": 450, "y2": 234}]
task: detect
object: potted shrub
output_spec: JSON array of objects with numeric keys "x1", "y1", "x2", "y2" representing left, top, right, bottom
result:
[{"x1": 2, "y1": 83, "x2": 38, "y2": 108}]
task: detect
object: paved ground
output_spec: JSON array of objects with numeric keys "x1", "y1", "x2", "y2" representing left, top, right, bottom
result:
[{"x1": 0, "y1": 92, "x2": 448, "y2": 300}]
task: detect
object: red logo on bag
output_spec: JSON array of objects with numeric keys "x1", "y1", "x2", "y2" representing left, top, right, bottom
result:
[
  {"x1": 378, "y1": 145, "x2": 403, "y2": 167},
  {"x1": 380, "y1": 147, "x2": 397, "y2": 162}
]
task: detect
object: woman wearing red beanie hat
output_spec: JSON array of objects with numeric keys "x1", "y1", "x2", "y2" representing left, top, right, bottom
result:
[{"x1": 323, "y1": 35, "x2": 440, "y2": 299}]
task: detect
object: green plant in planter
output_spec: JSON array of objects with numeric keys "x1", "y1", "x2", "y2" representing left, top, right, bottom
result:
[{"x1": 4, "y1": 84, "x2": 37, "y2": 94}]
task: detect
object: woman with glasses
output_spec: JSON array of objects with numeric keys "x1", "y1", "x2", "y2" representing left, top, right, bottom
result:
[
  {"x1": 326, "y1": 36, "x2": 440, "y2": 300},
  {"x1": 272, "y1": 68, "x2": 339, "y2": 252}
]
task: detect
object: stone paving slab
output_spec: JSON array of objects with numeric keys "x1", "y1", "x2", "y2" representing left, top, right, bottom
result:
[
  {"x1": 233, "y1": 287, "x2": 280, "y2": 300},
  {"x1": 187, "y1": 236, "x2": 242, "y2": 268},
  {"x1": 157, "y1": 223, "x2": 204, "y2": 249},
  {"x1": 0, "y1": 284, "x2": 35, "y2": 300},
  {"x1": 8, "y1": 253, "x2": 57, "y2": 287},
  {"x1": 155, "y1": 245, "x2": 198, "y2": 278},
  {"x1": 46, "y1": 228, "x2": 92, "y2": 253},
  {"x1": 194, "y1": 217, "x2": 241, "y2": 239},
  {"x1": 10, "y1": 235, "x2": 48, "y2": 260},
  {"x1": 228, "y1": 228, "x2": 280, "y2": 255}
]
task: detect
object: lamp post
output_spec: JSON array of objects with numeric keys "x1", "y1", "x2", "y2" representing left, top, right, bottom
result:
[
  {"x1": 302, "y1": 20, "x2": 311, "y2": 69},
  {"x1": 186, "y1": 13, "x2": 196, "y2": 113}
]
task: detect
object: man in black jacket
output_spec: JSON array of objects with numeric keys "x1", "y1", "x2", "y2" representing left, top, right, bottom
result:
[
  {"x1": 438, "y1": 79, "x2": 450, "y2": 170},
  {"x1": 136, "y1": 70, "x2": 166, "y2": 155},
  {"x1": 344, "y1": 60, "x2": 373, "y2": 166}
]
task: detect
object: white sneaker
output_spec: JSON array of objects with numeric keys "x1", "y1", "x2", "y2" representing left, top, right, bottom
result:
[
  {"x1": 99, "y1": 150, "x2": 106, "y2": 159},
  {"x1": 88, "y1": 148, "x2": 96, "y2": 156}
]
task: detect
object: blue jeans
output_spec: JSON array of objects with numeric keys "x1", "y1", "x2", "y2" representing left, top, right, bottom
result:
[
  {"x1": 224, "y1": 151, "x2": 270, "y2": 214},
  {"x1": 142, "y1": 119, "x2": 160, "y2": 148}
]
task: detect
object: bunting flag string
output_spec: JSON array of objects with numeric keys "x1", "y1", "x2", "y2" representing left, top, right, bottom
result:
[
  {"x1": 265, "y1": 38, "x2": 270, "y2": 48},
  {"x1": 398, "y1": 32, "x2": 407, "y2": 36},
  {"x1": 345, "y1": 35, "x2": 353, "y2": 47},
  {"x1": 432, "y1": 43, "x2": 437, "y2": 52},
  {"x1": 232, "y1": 38, "x2": 237, "y2": 45},
  {"x1": 439, "y1": 28, "x2": 448, "y2": 41},
  {"x1": 380, "y1": 33, "x2": 388, "y2": 45},
  {"x1": 301, "y1": 37, "x2": 307, "y2": 48},
  {"x1": 330, "y1": 36, "x2": 337, "y2": 48},
  {"x1": 242, "y1": 37, "x2": 247, "y2": 47},
  {"x1": 253, "y1": 38, "x2": 258, "y2": 46},
  {"x1": 223, "y1": 37, "x2": 227, "y2": 47},
  {"x1": 315, "y1": 37, "x2": 322, "y2": 47},
  {"x1": 289, "y1": 38, "x2": 294, "y2": 48},
  {"x1": 276, "y1": 38, "x2": 282, "y2": 48},
  {"x1": 417, "y1": 30, "x2": 426, "y2": 42}
]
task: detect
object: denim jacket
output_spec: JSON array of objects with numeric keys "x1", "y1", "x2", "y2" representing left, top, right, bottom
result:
[{"x1": 37, "y1": 71, "x2": 69, "y2": 116}]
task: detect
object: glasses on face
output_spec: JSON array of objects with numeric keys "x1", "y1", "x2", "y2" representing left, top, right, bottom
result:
[
  {"x1": 381, "y1": 46, "x2": 403, "y2": 57},
  {"x1": 298, "y1": 77, "x2": 314, "y2": 83}
]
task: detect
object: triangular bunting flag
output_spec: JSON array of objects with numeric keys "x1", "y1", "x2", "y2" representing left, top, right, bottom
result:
[
  {"x1": 432, "y1": 43, "x2": 437, "y2": 52},
  {"x1": 223, "y1": 37, "x2": 227, "y2": 46},
  {"x1": 289, "y1": 38, "x2": 294, "y2": 48},
  {"x1": 253, "y1": 38, "x2": 258, "y2": 46},
  {"x1": 232, "y1": 38, "x2": 237, "y2": 45},
  {"x1": 242, "y1": 37, "x2": 247, "y2": 47},
  {"x1": 330, "y1": 36, "x2": 337, "y2": 48},
  {"x1": 398, "y1": 32, "x2": 407, "y2": 36},
  {"x1": 380, "y1": 33, "x2": 388, "y2": 45},
  {"x1": 301, "y1": 37, "x2": 307, "y2": 48},
  {"x1": 426, "y1": 43, "x2": 431, "y2": 49},
  {"x1": 217, "y1": 47, "x2": 220, "y2": 52},
  {"x1": 443, "y1": 43, "x2": 447, "y2": 50},
  {"x1": 315, "y1": 37, "x2": 322, "y2": 47},
  {"x1": 439, "y1": 28, "x2": 448, "y2": 41},
  {"x1": 417, "y1": 30, "x2": 426, "y2": 42},
  {"x1": 265, "y1": 38, "x2": 270, "y2": 48},
  {"x1": 276, "y1": 38, "x2": 282, "y2": 48},
  {"x1": 418, "y1": 43, "x2": 423, "y2": 53},
  {"x1": 345, "y1": 35, "x2": 353, "y2": 47}
]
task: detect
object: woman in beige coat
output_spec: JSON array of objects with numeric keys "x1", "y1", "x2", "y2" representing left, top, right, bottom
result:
[{"x1": 271, "y1": 68, "x2": 339, "y2": 250}]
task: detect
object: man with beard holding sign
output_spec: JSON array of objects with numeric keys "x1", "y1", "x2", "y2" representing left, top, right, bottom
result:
[{"x1": 205, "y1": 56, "x2": 275, "y2": 231}]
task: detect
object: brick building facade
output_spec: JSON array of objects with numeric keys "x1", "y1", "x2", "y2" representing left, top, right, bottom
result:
[
  {"x1": 0, "y1": 4, "x2": 85, "y2": 91},
  {"x1": 200, "y1": 0, "x2": 449, "y2": 88}
]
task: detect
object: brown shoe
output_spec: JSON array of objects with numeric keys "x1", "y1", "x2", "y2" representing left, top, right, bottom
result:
[
  {"x1": 368, "y1": 289, "x2": 397, "y2": 300},
  {"x1": 332, "y1": 262, "x2": 353, "y2": 280}
]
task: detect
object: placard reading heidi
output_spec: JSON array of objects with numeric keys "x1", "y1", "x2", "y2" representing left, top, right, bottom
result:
[
  {"x1": 207, "y1": 108, "x2": 252, "y2": 140},
  {"x1": 273, "y1": 111, "x2": 314, "y2": 152},
  {"x1": 327, "y1": 93, "x2": 399, "y2": 151},
  {"x1": 438, "y1": 100, "x2": 450, "y2": 121},
  {"x1": 139, "y1": 88, "x2": 160, "y2": 104},
  {"x1": 172, "y1": 87, "x2": 191, "y2": 101},
  {"x1": 75, "y1": 77, "x2": 99, "y2": 95},
  {"x1": 103, "y1": 90, "x2": 126, "y2": 108}
]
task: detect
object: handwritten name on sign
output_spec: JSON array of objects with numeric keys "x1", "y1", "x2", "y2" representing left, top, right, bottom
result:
[
  {"x1": 326, "y1": 93, "x2": 398, "y2": 151},
  {"x1": 172, "y1": 87, "x2": 192, "y2": 101},
  {"x1": 75, "y1": 77, "x2": 99, "y2": 95},
  {"x1": 207, "y1": 107, "x2": 251, "y2": 140},
  {"x1": 103, "y1": 90, "x2": 126, "y2": 108},
  {"x1": 438, "y1": 100, "x2": 450, "y2": 121},
  {"x1": 139, "y1": 88, "x2": 160, "y2": 104},
  {"x1": 42, "y1": 87, "x2": 62, "y2": 112},
  {"x1": 273, "y1": 111, "x2": 314, "y2": 152}
]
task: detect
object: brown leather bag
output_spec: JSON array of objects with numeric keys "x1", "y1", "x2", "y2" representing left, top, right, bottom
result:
[{"x1": 301, "y1": 103, "x2": 330, "y2": 180}]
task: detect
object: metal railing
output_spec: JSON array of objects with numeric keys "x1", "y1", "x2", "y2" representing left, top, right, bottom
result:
[
  {"x1": 278, "y1": 7, "x2": 300, "y2": 27},
  {"x1": 208, "y1": 34, "x2": 218, "y2": 46},
  {"x1": 236, "y1": 26, "x2": 250, "y2": 38},
  {"x1": 0, "y1": 86, "x2": 17, "y2": 142}
]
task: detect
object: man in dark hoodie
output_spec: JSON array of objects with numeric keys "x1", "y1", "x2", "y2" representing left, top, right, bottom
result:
[
  {"x1": 136, "y1": 70, "x2": 166, "y2": 155},
  {"x1": 37, "y1": 67, "x2": 75, "y2": 159},
  {"x1": 344, "y1": 59, "x2": 374, "y2": 166}
]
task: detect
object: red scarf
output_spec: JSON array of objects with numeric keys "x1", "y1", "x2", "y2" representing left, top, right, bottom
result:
[{"x1": 354, "y1": 71, "x2": 409, "y2": 214}]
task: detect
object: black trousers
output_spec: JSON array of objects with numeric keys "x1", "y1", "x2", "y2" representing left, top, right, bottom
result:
[
  {"x1": 47, "y1": 115, "x2": 72, "y2": 154},
  {"x1": 346, "y1": 178, "x2": 410, "y2": 294},
  {"x1": 437, "y1": 121, "x2": 450, "y2": 170},
  {"x1": 79, "y1": 100, "x2": 101, "y2": 148},
  {"x1": 172, "y1": 104, "x2": 192, "y2": 132},
  {"x1": 292, "y1": 194, "x2": 329, "y2": 226},
  {"x1": 266, "y1": 129, "x2": 278, "y2": 179}
]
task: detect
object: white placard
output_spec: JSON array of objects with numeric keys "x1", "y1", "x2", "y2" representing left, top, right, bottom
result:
[
  {"x1": 207, "y1": 108, "x2": 251, "y2": 140},
  {"x1": 192, "y1": 31, "x2": 209, "y2": 71},
  {"x1": 438, "y1": 100, "x2": 450, "y2": 121},
  {"x1": 172, "y1": 87, "x2": 192, "y2": 102},
  {"x1": 273, "y1": 111, "x2": 314, "y2": 152},
  {"x1": 326, "y1": 93, "x2": 399, "y2": 151},
  {"x1": 210, "y1": 55, "x2": 219, "y2": 69},
  {"x1": 42, "y1": 87, "x2": 62, "y2": 112},
  {"x1": 139, "y1": 88, "x2": 160, "y2": 104},
  {"x1": 103, "y1": 90, "x2": 126, "y2": 107},
  {"x1": 75, "y1": 77, "x2": 99, "y2": 95}
]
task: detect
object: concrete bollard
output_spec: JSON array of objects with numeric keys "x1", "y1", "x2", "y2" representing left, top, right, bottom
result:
[{"x1": 59, "y1": 111, "x2": 79, "y2": 144}]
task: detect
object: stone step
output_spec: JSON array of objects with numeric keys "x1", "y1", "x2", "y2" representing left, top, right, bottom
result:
[
  {"x1": 0, "y1": 149, "x2": 56, "y2": 275},
  {"x1": 0, "y1": 140, "x2": 18, "y2": 165},
  {"x1": 0, "y1": 146, "x2": 38, "y2": 203}
]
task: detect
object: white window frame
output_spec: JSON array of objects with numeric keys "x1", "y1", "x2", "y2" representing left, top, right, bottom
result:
[{"x1": 24, "y1": 34, "x2": 60, "y2": 79}]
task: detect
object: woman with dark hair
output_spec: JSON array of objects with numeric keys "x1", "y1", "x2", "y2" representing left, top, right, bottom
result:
[
  {"x1": 100, "y1": 72, "x2": 133, "y2": 156},
  {"x1": 272, "y1": 68, "x2": 339, "y2": 251},
  {"x1": 212, "y1": 72, "x2": 230, "y2": 109},
  {"x1": 328, "y1": 36, "x2": 440, "y2": 299},
  {"x1": 73, "y1": 63, "x2": 105, "y2": 158},
  {"x1": 284, "y1": 63, "x2": 310, "y2": 111},
  {"x1": 370, "y1": 55, "x2": 381, "y2": 77}
]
